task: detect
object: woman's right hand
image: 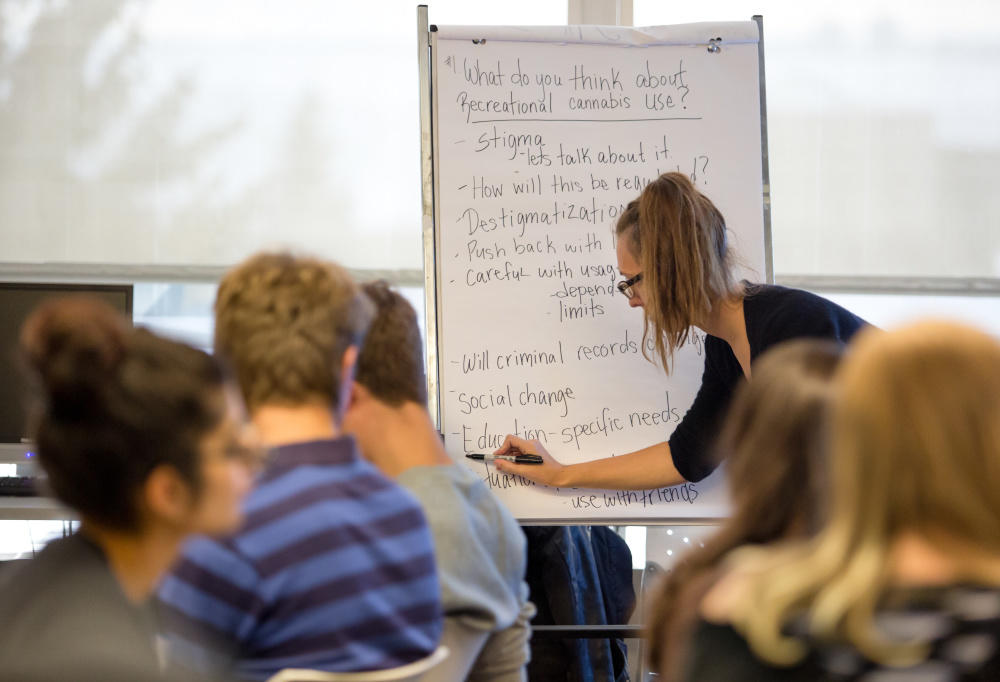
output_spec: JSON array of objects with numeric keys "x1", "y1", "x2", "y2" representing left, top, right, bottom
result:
[{"x1": 492, "y1": 434, "x2": 568, "y2": 487}]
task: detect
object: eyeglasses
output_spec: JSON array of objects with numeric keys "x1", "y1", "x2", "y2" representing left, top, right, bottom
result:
[
  {"x1": 616, "y1": 273, "x2": 643, "y2": 299},
  {"x1": 208, "y1": 423, "x2": 269, "y2": 472},
  {"x1": 223, "y1": 440, "x2": 270, "y2": 472}
]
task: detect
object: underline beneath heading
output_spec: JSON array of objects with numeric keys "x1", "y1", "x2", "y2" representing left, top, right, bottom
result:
[{"x1": 469, "y1": 117, "x2": 704, "y2": 124}]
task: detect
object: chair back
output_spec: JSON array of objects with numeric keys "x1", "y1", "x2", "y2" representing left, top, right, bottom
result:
[
  {"x1": 265, "y1": 646, "x2": 449, "y2": 682},
  {"x1": 418, "y1": 621, "x2": 489, "y2": 682}
]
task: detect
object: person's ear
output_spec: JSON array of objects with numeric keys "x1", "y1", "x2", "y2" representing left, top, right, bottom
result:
[
  {"x1": 334, "y1": 345, "x2": 360, "y2": 425},
  {"x1": 142, "y1": 465, "x2": 194, "y2": 527},
  {"x1": 341, "y1": 344, "x2": 359, "y2": 381}
]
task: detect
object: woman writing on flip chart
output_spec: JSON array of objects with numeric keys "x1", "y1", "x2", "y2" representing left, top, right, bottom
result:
[{"x1": 494, "y1": 171, "x2": 867, "y2": 490}]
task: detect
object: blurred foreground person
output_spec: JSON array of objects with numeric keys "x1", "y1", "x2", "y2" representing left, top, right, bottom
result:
[
  {"x1": 0, "y1": 297, "x2": 254, "y2": 682},
  {"x1": 647, "y1": 339, "x2": 843, "y2": 680},
  {"x1": 682, "y1": 321, "x2": 1000, "y2": 681}
]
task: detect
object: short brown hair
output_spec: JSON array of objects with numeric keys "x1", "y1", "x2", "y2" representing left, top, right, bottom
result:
[
  {"x1": 354, "y1": 280, "x2": 427, "y2": 406},
  {"x1": 615, "y1": 172, "x2": 738, "y2": 370},
  {"x1": 214, "y1": 252, "x2": 373, "y2": 411}
]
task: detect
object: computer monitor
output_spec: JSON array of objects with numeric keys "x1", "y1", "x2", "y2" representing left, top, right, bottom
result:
[{"x1": 0, "y1": 283, "x2": 133, "y2": 463}]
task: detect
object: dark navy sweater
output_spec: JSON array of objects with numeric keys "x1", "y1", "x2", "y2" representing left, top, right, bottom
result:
[{"x1": 668, "y1": 284, "x2": 868, "y2": 482}]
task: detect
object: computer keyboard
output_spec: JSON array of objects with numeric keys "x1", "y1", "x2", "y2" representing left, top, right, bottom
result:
[{"x1": 0, "y1": 476, "x2": 38, "y2": 496}]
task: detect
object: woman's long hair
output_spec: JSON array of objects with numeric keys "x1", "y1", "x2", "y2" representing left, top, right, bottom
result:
[
  {"x1": 646, "y1": 339, "x2": 843, "y2": 678},
  {"x1": 729, "y1": 321, "x2": 1000, "y2": 667},
  {"x1": 615, "y1": 172, "x2": 739, "y2": 371}
]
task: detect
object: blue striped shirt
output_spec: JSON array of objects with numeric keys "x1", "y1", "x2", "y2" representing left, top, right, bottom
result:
[{"x1": 157, "y1": 437, "x2": 443, "y2": 681}]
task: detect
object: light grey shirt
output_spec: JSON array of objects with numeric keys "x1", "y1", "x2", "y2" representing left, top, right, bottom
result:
[{"x1": 398, "y1": 465, "x2": 534, "y2": 681}]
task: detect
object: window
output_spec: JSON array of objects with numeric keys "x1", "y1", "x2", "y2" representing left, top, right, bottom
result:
[
  {"x1": 0, "y1": 1, "x2": 567, "y2": 272},
  {"x1": 0, "y1": 0, "x2": 569, "y2": 554},
  {"x1": 635, "y1": 0, "x2": 1000, "y2": 283}
]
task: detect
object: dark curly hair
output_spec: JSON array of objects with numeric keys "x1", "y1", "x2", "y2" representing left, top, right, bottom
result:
[{"x1": 20, "y1": 296, "x2": 228, "y2": 531}]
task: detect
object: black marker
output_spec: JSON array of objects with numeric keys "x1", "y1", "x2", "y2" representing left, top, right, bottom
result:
[{"x1": 466, "y1": 453, "x2": 544, "y2": 465}]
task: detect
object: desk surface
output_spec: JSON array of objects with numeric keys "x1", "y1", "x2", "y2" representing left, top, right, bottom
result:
[{"x1": 0, "y1": 497, "x2": 74, "y2": 520}]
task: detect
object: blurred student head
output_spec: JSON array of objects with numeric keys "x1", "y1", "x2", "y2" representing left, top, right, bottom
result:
[
  {"x1": 20, "y1": 296, "x2": 254, "y2": 537},
  {"x1": 731, "y1": 320, "x2": 1000, "y2": 667},
  {"x1": 647, "y1": 338, "x2": 843, "y2": 678},
  {"x1": 352, "y1": 280, "x2": 427, "y2": 407},
  {"x1": 213, "y1": 252, "x2": 374, "y2": 423},
  {"x1": 342, "y1": 281, "x2": 427, "y2": 452},
  {"x1": 717, "y1": 337, "x2": 842, "y2": 538},
  {"x1": 828, "y1": 320, "x2": 1000, "y2": 552}
]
